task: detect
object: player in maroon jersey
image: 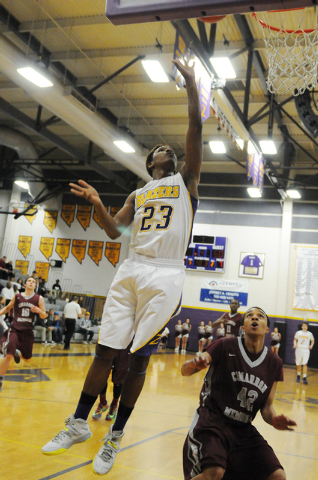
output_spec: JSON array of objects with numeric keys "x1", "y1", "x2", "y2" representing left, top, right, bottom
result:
[
  {"x1": 0, "y1": 276, "x2": 47, "y2": 391},
  {"x1": 181, "y1": 307, "x2": 296, "y2": 480},
  {"x1": 212, "y1": 298, "x2": 243, "y2": 337}
]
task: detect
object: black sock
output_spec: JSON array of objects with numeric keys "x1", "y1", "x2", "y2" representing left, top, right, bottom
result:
[
  {"x1": 74, "y1": 391, "x2": 97, "y2": 420},
  {"x1": 112, "y1": 402, "x2": 134, "y2": 432}
]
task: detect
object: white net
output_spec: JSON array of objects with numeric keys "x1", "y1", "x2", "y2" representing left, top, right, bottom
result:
[{"x1": 253, "y1": 8, "x2": 318, "y2": 96}]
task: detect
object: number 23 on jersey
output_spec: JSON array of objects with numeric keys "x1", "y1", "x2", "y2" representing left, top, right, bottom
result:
[{"x1": 140, "y1": 204, "x2": 174, "y2": 232}]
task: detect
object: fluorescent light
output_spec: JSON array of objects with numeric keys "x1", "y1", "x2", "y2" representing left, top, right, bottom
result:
[
  {"x1": 15, "y1": 180, "x2": 29, "y2": 190},
  {"x1": 247, "y1": 187, "x2": 262, "y2": 198},
  {"x1": 141, "y1": 60, "x2": 169, "y2": 83},
  {"x1": 247, "y1": 141, "x2": 257, "y2": 154},
  {"x1": 260, "y1": 140, "x2": 277, "y2": 155},
  {"x1": 209, "y1": 141, "x2": 226, "y2": 154},
  {"x1": 210, "y1": 57, "x2": 236, "y2": 79},
  {"x1": 237, "y1": 139, "x2": 244, "y2": 150},
  {"x1": 287, "y1": 189, "x2": 301, "y2": 199},
  {"x1": 113, "y1": 141, "x2": 135, "y2": 153},
  {"x1": 17, "y1": 67, "x2": 53, "y2": 87}
]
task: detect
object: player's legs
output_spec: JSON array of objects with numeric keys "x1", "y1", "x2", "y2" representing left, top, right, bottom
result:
[
  {"x1": 182, "y1": 334, "x2": 188, "y2": 352},
  {"x1": 175, "y1": 335, "x2": 181, "y2": 351}
]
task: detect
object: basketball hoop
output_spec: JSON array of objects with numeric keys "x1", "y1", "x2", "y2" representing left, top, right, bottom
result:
[
  {"x1": 253, "y1": 7, "x2": 318, "y2": 96},
  {"x1": 199, "y1": 15, "x2": 226, "y2": 24}
]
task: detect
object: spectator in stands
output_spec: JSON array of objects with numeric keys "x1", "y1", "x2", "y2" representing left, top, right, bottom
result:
[
  {"x1": 5, "y1": 260, "x2": 13, "y2": 278},
  {"x1": 76, "y1": 311, "x2": 95, "y2": 344},
  {"x1": 0, "y1": 296, "x2": 7, "y2": 340},
  {"x1": 63, "y1": 296, "x2": 83, "y2": 350},
  {"x1": 34, "y1": 315, "x2": 54, "y2": 345},
  {"x1": 39, "y1": 277, "x2": 48, "y2": 297},
  {"x1": 52, "y1": 279, "x2": 62, "y2": 299},
  {"x1": 2, "y1": 282, "x2": 14, "y2": 304},
  {"x1": 159, "y1": 326, "x2": 169, "y2": 349},
  {"x1": 78, "y1": 295, "x2": 85, "y2": 308},
  {"x1": 0, "y1": 256, "x2": 8, "y2": 279},
  {"x1": 52, "y1": 311, "x2": 64, "y2": 344},
  {"x1": 17, "y1": 278, "x2": 24, "y2": 292}
]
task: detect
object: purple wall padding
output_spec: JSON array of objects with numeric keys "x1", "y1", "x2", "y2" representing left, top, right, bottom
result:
[{"x1": 166, "y1": 306, "x2": 307, "y2": 365}]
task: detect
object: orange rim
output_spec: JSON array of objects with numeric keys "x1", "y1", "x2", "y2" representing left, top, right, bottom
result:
[
  {"x1": 252, "y1": 10, "x2": 317, "y2": 35},
  {"x1": 199, "y1": 15, "x2": 226, "y2": 23}
]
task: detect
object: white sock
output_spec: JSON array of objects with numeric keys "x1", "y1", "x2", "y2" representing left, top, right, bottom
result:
[{"x1": 303, "y1": 374, "x2": 307, "y2": 378}]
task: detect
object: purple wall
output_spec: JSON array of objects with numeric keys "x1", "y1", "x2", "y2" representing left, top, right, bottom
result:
[{"x1": 166, "y1": 307, "x2": 315, "y2": 366}]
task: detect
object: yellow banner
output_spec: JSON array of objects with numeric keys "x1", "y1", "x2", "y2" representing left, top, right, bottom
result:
[
  {"x1": 15, "y1": 260, "x2": 29, "y2": 276},
  {"x1": 40, "y1": 237, "x2": 54, "y2": 260},
  {"x1": 61, "y1": 205, "x2": 75, "y2": 227},
  {"x1": 109, "y1": 206, "x2": 121, "y2": 218},
  {"x1": 105, "y1": 242, "x2": 121, "y2": 267},
  {"x1": 44, "y1": 211, "x2": 58, "y2": 233},
  {"x1": 18, "y1": 236, "x2": 32, "y2": 258},
  {"x1": 93, "y1": 207, "x2": 103, "y2": 229},
  {"x1": 77, "y1": 205, "x2": 92, "y2": 231},
  {"x1": 88, "y1": 241, "x2": 104, "y2": 266},
  {"x1": 56, "y1": 238, "x2": 71, "y2": 262},
  {"x1": 24, "y1": 204, "x2": 37, "y2": 224},
  {"x1": 35, "y1": 262, "x2": 49, "y2": 282},
  {"x1": 72, "y1": 239, "x2": 87, "y2": 264}
]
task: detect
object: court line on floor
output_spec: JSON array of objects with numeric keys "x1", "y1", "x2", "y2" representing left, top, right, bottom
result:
[{"x1": 38, "y1": 426, "x2": 187, "y2": 480}]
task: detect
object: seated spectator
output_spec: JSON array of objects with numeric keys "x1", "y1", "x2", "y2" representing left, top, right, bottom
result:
[
  {"x1": 0, "y1": 296, "x2": 8, "y2": 340},
  {"x1": 39, "y1": 277, "x2": 48, "y2": 297},
  {"x1": 76, "y1": 311, "x2": 94, "y2": 344},
  {"x1": 159, "y1": 327, "x2": 169, "y2": 349},
  {"x1": 17, "y1": 278, "x2": 25, "y2": 292},
  {"x1": 5, "y1": 260, "x2": 13, "y2": 278},
  {"x1": 34, "y1": 314, "x2": 54, "y2": 345},
  {"x1": 51, "y1": 311, "x2": 64, "y2": 344},
  {"x1": 2, "y1": 282, "x2": 14, "y2": 304},
  {"x1": 52, "y1": 279, "x2": 62, "y2": 299},
  {"x1": 0, "y1": 256, "x2": 8, "y2": 279}
]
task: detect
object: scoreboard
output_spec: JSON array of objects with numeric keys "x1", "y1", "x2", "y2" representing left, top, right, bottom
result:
[{"x1": 185, "y1": 235, "x2": 227, "y2": 273}]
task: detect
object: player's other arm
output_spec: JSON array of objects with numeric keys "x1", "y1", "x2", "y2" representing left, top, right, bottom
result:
[
  {"x1": 261, "y1": 382, "x2": 296, "y2": 431},
  {"x1": 174, "y1": 59, "x2": 203, "y2": 200},
  {"x1": 70, "y1": 180, "x2": 135, "y2": 240},
  {"x1": 0, "y1": 297, "x2": 15, "y2": 316},
  {"x1": 309, "y1": 336, "x2": 315, "y2": 350},
  {"x1": 293, "y1": 335, "x2": 298, "y2": 349},
  {"x1": 181, "y1": 351, "x2": 211, "y2": 376},
  {"x1": 212, "y1": 313, "x2": 226, "y2": 328},
  {"x1": 31, "y1": 296, "x2": 48, "y2": 319}
]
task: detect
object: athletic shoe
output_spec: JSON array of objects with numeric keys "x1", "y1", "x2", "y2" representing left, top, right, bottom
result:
[
  {"x1": 83, "y1": 341, "x2": 88, "y2": 345},
  {"x1": 303, "y1": 378, "x2": 308, "y2": 385},
  {"x1": 42, "y1": 414, "x2": 92, "y2": 455},
  {"x1": 50, "y1": 341, "x2": 56, "y2": 346},
  {"x1": 92, "y1": 425, "x2": 124, "y2": 475},
  {"x1": 92, "y1": 403, "x2": 109, "y2": 420},
  {"x1": 106, "y1": 405, "x2": 118, "y2": 421},
  {"x1": 175, "y1": 347, "x2": 179, "y2": 353},
  {"x1": 296, "y1": 376, "x2": 300, "y2": 383},
  {"x1": 14, "y1": 349, "x2": 21, "y2": 364},
  {"x1": 181, "y1": 349, "x2": 186, "y2": 354},
  {"x1": 42, "y1": 342, "x2": 49, "y2": 346}
]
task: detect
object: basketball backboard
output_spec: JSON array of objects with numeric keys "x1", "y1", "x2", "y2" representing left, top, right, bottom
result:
[{"x1": 105, "y1": 0, "x2": 315, "y2": 25}]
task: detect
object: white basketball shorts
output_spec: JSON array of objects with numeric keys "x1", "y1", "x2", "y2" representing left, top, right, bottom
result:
[
  {"x1": 98, "y1": 257, "x2": 184, "y2": 354},
  {"x1": 295, "y1": 347, "x2": 310, "y2": 366}
]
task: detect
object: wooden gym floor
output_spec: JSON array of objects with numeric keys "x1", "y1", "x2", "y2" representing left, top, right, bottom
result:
[{"x1": 0, "y1": 344, "x2": 318, "y2": 480}]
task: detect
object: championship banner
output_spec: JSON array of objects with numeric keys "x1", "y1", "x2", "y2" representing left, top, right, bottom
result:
[
  {"x1": 35, "y1": 262, "x2": 49, "y2": 282},
  {"x1": 293, "y1": 246, "x2": 318, "y2": 311},
  {"x1": 200, "y1": 278, "x2": 249, "y2": 306},
  {"x1": 93, "y1": 207, "x2": 103, "y2": 229},
  {"x1": 56, "y1": 238, "x2": 71, "y2": 262},
  {"x1": 24, "y1": 204, "x2": 37, "y2": 224},
  {"x1": 61, "y1": 205, "x2": 76, "y2": 227},
  {"x1": 44, "y1": 210, "x2": 58, "y2": 233},
  {"x1": 88, "y1": 241, "x2": 104, "y2": 266},
  {"x1": 18, "y1": 236, "x2": 32, "y2": 258},
  {"x1": 72, "y1": 239, "x2": 87, "y2": 264},
  {"x1": 40, "y1": 237, "x2": 54, "y2": 260},
  {"x1": 105, "y1": 242, "x2": 121, "y2": 267},
  {"x1": 15, "y1": 260, "x2": 29, "y2": 276},
  {"x1": 109, "y1": 206, "x2": 121, "y2": 218},
  {"x1": 77, "y1": 205, "x2": 92, "y2": 230}
]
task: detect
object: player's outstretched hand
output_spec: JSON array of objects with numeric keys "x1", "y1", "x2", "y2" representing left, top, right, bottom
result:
[
  {"x1": 172, "y1": 58, "x2": 195, "y2": 83},
  {"x1": 193, "y1": 354, "x2": 210, "y2": 370},
  {"x1": 272, "y1": 414, "x2": 297, "y2": 431},
  {"x1": 70, "y1": 180, "x2": 100, "y2": 206}
]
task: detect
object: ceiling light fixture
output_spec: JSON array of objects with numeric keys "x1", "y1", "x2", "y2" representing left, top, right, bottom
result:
[
  {"x1": 14, "y1": 180, "x2": 29, "y2": 190},
  {"x1": 113, "y1": 141, "x2": 135, "y2": 153},
  {"x1": 286, "y1": 189, "x2": 301, "y2": 199},
  {"x1": 17, "y1": 67, "x2": 53, "y2": 87},
  {"x1": 141, "y1": 60, "x2": 169, "y2": 83},
  {"x1": 210, "y1": 57, "x2": 236, "y2": 79},
  {"x1": 247, "y1": 141, "x2": 257, "y2": 154},
  {"x1": 259, "y1": 140, "x2": 277, "y2": 155},
  {"x1": 247, "y1": 187, "x2": 262, "y2": 198},
  {"x1": 209, "y1": 141, "x2": 226, "y2": 154}
]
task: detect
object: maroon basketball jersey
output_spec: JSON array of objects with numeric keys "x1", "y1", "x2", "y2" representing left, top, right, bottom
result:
[
  {"x1": 224, "y1": 312, "x2": 243, "y2": 337},
  {"x1": 201, "y1": 337, "x2": 283, "y2": 425},
  {"x1": 12, "y1": 292, "x2": 40, "y2": 331}
]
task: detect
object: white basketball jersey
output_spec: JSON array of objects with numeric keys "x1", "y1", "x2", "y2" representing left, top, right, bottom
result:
[
  {"x1": 295, "y1": 330, "x2": 314, "y2": 349},
  {"x1": 130, "y1": 172, "x2": 197, "y2": 263}
]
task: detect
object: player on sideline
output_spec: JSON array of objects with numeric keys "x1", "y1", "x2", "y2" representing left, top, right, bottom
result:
[
  {"x1": 42, "y1": 57, "x2": 203, "y2": 475},
  {"x1": 212, "y1": 298, "x2": 243, "y2": 337},
  {"x1": 294, "y1": 322, "x2": 315, "y2": 384},
  {"x1": 181, "y1": 307, "x2": 296, "y2": 480},
  {"x1": 0, "y1": 276, "x2": 47, "y2": 391}
]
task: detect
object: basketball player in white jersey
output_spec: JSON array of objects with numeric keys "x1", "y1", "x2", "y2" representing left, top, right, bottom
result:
[
  {"x1": 42, "y1": 58, "x2": 203, "y2": 475},
  {"x1": 294, "y1": 322, "x2": 315, "y2": 384}
]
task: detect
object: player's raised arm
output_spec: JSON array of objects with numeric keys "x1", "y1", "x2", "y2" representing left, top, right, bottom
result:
[
  {"x1": 70, "y1": 180, "x2": 135, "y2": 240},
  {"x1": 173, "y1": 59, "x2": 203, "y2": 199}
]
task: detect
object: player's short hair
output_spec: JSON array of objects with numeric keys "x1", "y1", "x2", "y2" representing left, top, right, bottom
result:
[
  {"x1": 26, "y1": 275, "x2": 36, "y2": 283},
  {"x1": 241, "y1": 307, "x2": 270, "y2": 327},
  {"x1": 230, "y1": 298, "x2": 240, "y2": 304},
  {"x1": 145, "y1": 144, "x2": 164, "y2": 176},
  {"x1": 302, "y1": 322, "x2": 308, "y2": 327},
  {"x1": 72, "y1": 295, "x2": 79, "y2": 301}
]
